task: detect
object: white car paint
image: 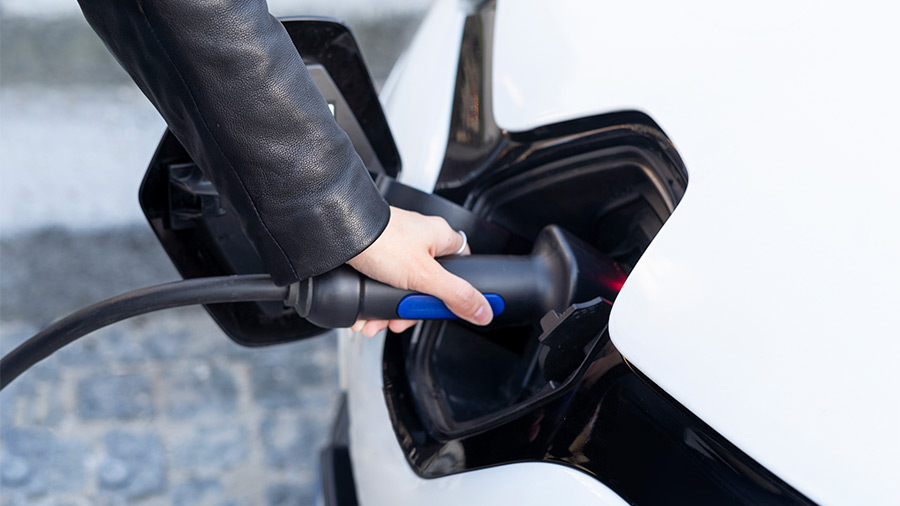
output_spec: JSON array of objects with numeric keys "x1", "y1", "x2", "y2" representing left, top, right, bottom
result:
[
  {"x1": 341, "y1": 330, "x2": 630, "y2": 506},
  {"x1": 380, "y1": 0, "x2": 466, "y2": 192},
  {"x1": 493, "y1": 1, "x2": 900, "y2": 504}
]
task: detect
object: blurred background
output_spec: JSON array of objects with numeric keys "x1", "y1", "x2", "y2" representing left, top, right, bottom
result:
[{"x1": 0, "y1": 1, "x2": 433, "y2": 504}]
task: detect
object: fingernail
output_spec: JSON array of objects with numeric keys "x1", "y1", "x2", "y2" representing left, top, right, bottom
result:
[{"x1": 473, "y1": 305, "x2": 492, "y2": 325}]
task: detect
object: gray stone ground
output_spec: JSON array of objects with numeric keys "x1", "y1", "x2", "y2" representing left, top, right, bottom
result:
[
  {"x1": 1, "y1": 300, "x2": 340, "y2": 506},
  {"x1": 0, "y1": 4, "x2": 430, "y2": 505}
]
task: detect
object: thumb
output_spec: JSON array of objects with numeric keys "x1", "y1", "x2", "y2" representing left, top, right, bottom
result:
[{"x1": 413, "y1": 259, "x2": 493, "y2": 326}]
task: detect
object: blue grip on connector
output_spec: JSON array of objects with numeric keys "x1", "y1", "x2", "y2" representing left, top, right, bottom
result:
[{"x1": 397, "y1": 293, "x2": 505, "y2": 319}]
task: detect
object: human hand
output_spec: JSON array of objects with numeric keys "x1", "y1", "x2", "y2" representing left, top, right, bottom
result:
[{"x1": 346, "y1": 206, "x2": 493, "y2": 336}]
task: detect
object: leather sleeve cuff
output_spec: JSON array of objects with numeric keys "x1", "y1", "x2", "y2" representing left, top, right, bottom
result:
[{"x1": 261, "y1": 169, "x2": 391, "y2": 285}]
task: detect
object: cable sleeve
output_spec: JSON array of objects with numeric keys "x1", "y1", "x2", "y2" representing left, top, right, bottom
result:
[{"x1": 1, "y1": 274, "x2": 287, "y2": 390}]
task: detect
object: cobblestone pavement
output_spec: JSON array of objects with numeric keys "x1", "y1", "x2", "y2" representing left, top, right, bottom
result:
[
  {"x1": 1, "y1": 228, "x2": 345, "y2": 506},
  {"x1": 1, "y1": 309, "x2": 341, "y2": 506}
]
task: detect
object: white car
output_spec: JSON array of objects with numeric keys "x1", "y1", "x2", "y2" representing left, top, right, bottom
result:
[{"x1": 8, "y1": 1, "x2": 898, "y2": 505}]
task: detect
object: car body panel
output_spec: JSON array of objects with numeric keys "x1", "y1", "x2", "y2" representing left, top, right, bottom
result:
[
  {"x1": 491, "y1": 1, "x2": 900, "y2": 504},
  {"x1": 379, "y1": 0, "x2": 467, "y2": 192}
]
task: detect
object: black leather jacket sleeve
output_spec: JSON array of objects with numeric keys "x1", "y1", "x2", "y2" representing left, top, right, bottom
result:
[{"x1": 77, "y1": 0, "x2": 390, "y2": 285}]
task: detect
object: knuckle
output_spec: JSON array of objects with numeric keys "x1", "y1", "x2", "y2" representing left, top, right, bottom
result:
[{"x1": 432, "y1": 216, "x2": 454, "y2": 234}]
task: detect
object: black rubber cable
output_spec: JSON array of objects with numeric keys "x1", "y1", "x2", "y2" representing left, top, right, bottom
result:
[{"x1": 0, "y1": 275, "x2": 288, "y2": 390}]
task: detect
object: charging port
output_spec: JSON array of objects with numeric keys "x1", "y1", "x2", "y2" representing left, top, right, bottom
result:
[{"x1": 385, "y1": 118, "x2": 687, "y2": 440}]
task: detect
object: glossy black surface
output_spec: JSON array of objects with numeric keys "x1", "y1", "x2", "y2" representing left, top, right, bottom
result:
[{"x1": 139, "y1": 18, "x2": 399, "y2": 346}]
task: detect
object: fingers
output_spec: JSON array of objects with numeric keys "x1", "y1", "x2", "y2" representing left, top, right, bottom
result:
[
  {"x1": 346, "y1": 207, "x2": 489, "y2": 327},
  {"x1": 411, "y1": 259, "x2": 492, "y2": 326},
  {"x1": 362, "y1": 320, "x2": 389, "y2": 337},
  {"x1": 351, "y1": 319, "x2": 418, "y2": 337}
]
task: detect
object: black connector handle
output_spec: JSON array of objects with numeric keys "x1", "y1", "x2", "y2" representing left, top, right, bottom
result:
[{"x1": 289, "y1": 225, "x2": 625, "y2": 328}]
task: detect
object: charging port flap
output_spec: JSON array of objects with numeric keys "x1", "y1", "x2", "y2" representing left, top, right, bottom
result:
[{"x1": 138, "y1": 18, "x2": 400, "y2": 346}]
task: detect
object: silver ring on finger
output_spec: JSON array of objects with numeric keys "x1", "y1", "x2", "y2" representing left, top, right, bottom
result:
[{"x1": 454, "y1": 230, "x2": 468, "y2": 255}]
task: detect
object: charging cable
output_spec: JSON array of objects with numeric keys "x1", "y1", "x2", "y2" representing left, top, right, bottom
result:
[{"x1": 0, "y1": 275, "x2": 286, "y2": 390}]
